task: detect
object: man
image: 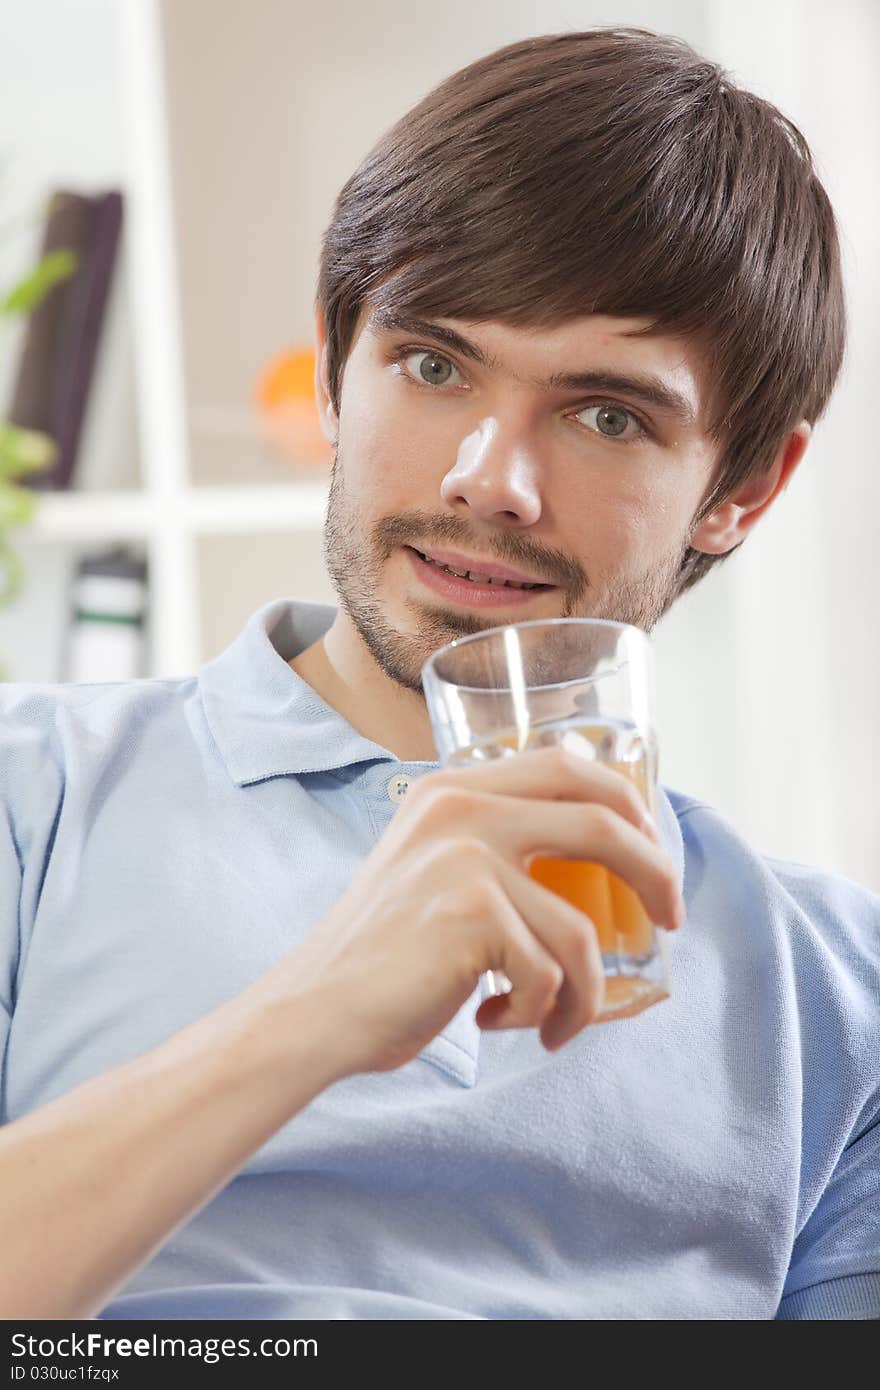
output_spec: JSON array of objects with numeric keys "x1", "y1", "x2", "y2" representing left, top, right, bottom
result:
[{"x1": 1, "y1": 28, "x2": 877, "y2": 1321}]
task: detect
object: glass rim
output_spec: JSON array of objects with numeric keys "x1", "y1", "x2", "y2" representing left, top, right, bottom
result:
[{"x1": 421, "y1": 614, "x2": 649, "y2": 681}]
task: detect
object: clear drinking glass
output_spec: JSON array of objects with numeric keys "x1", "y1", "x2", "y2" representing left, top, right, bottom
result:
[{"x1": 421, "y1": 617, "x2": 670, "y2": 1023}]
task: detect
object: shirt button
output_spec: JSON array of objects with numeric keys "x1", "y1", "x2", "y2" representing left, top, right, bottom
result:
[{"x1": 387, "y1": 774, "x2": 413, "y2": 803}]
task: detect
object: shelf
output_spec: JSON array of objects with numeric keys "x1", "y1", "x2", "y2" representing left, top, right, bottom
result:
[
  {"x1": 24, "y1": 490, "x2": 158, "y2": 541},
  {"x1": 183, "y1": 481, "x2": 329, "y2": 532},
  {"x1": 23, "y1": 481, "x2": 330, "y2": 542}
]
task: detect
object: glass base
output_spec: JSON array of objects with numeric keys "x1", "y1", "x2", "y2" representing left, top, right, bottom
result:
[
  {"x1": 481, "y1": 935, "x2": 670, "y2": 1026},
  {"x1": 596, "y1": 940, "x2": 670, "y2": 1022},
  {"x1": 594, "y1": 974, "x2": 669, "y2": 1023}
]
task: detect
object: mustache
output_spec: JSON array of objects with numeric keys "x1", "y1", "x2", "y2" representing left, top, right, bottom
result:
[{"x1": 373, "y1": 513, "x2": 586, "y2": 596}]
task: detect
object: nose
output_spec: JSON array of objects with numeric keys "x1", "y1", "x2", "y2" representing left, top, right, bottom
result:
[{"x1": 439, "y1": 416, "x2": 543, "y2": 526}]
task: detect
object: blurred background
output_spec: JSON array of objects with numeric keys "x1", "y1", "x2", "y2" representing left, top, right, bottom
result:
[{"x1": 0, "y1": 0, "x2": 877, "y2": 891}]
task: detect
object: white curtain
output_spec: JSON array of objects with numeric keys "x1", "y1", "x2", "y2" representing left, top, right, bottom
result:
[{"x1": 654, "y1": 0, "x2": 880, "y2": 892}]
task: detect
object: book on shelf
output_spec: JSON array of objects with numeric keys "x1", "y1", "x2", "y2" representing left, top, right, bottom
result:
[
  {"x1": 6, "y1": 188, "x2": 124, "y2": 492},
  {"x1": 61, "y1": 546, "x2": 149, "y2": 683}
]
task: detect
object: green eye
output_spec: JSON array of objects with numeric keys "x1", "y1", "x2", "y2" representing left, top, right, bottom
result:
[
  {"x1": 404, "y1": 351, "x2": 458, "y2": 387},
  {"x1": 575, "y1": 404, "x2": 646, "y2": 441},
  {"x1": 595, "y1": 406, "x2": 629, "y2": 436}
]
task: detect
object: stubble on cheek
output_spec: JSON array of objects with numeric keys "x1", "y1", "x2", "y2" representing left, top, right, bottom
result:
[
  {"x1": 322, "y1": 444, "x2": 692, "y2": 696},
  {"x1": 321, "y1": 452, "x2": 445, "y2": 694}
]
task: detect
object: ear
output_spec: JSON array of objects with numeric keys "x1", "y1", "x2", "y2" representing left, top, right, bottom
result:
[
  {"x1": 313, "y1": 304, "x2": 338, "y2": 445},
  {"x1": 689, "y1": 421, "x2": 812, "y2": 555}
]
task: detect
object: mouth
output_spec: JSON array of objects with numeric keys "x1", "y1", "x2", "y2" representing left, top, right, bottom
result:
[{"x1": 404, "y1": 545, "x2": 557, "y2": 608}]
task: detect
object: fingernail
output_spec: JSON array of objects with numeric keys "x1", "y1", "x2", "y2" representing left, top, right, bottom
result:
[{"x1": 641, "y1": 812, "x2": 661, "y2": 844}]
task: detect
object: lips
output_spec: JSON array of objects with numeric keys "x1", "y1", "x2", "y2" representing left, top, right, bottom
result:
[
  {"x1": 410, "y1": 546, "x2": 554, "y2": 589},
  {"x1": 405, "y1": 546, "x2": 556, "y2": 608}
]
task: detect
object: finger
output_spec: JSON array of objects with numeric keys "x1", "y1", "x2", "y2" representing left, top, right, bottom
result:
[
  {"x1": 490, "y1": 854, "x2": 606, "y2": 1042},
  {"x1": 470, "y1": 876, "x2": 566, "y2": 1031},
  {"x1": 425, "y1": 742, "x2": 656, "y2": 840},
  {"x1": 463, "y1": 793, "x2": 682, "y2": 931}
]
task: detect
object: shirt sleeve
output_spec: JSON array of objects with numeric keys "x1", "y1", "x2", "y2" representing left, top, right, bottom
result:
[
  {"x1": 0, "y1": 688, "x2": 62, "y2": 1123},
  {"x1": 0, "y1": 734, "x2": 24, "y2": 1121},
  {"x1": 776, "y1": 1114, "x2": 880, "y2": 1319}
]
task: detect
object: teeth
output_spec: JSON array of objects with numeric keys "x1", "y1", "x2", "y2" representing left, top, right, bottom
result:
[{"x1": 416, "y1": 550, "x2": 544, "y2": 590}]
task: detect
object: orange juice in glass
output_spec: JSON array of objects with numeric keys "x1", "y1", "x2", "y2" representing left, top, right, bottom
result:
[{"x1": 422, "y1": 619, "x2": 669, "y2": 1023}]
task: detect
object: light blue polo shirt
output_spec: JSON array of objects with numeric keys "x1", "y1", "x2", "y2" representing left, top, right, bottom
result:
[{"x1": 1, "y1": 597, "x2": 878, "y2": 1321}]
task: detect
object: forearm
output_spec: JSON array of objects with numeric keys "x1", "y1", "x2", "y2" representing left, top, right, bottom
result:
[{"x1": 0, "y1": 979, "x2": 346, "y2": 1319}]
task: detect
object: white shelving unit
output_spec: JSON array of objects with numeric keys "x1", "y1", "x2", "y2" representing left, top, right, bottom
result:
[
  {"x1": 27, "y1": 481, "x2": 330, "y2": 673},
  {"x1": 111, "y1": 0, "x2": 334, "y2": 675},
  {"x1": 30, "y1": 482, "x2": 331, "y2": 542},
  {"x1": 3, "y1": 0, "x2": 878, "y2": 890},
  {"x1": 4, "y1": 0, "x2": 337, "y2": 679}
]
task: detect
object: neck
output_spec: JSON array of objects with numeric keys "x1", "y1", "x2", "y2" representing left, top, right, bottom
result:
[{"x1": 289, "y1": 614, "x2": 439, "y2": 763}]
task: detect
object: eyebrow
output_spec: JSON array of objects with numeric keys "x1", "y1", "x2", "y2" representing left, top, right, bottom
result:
[{"x1": 368, "y1": 309, "x2": 697, "y2": 428}]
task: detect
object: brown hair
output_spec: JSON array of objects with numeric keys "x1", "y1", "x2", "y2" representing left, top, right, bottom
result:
[{"x1": 317, "y1": 27, "x2": 846, "y2": 596}]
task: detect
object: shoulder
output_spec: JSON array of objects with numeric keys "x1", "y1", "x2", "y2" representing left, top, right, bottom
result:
[
  {"x1": 665, "y1": 786, "x2": 880, "y2": 1020},
  {"x1": 0, "y1": 674, "x2": 194, "y2": 727},
  {"x1": 666, "y1": 785, "x2": 879, "y2": 926},
  {"x1": 0, "y1": 676, "x2": 194, "y2": 810}
]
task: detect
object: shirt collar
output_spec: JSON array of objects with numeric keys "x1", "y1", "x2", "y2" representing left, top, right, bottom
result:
[
  {"x1": 199, "y1": 597, "x2": 406, "y2": 784},
  {"x1": 198, "y1": 597, "x2": 684, "y2": 888}
]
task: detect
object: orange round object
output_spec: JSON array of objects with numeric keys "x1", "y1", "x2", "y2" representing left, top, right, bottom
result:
[
  {"x1": 254, "y1": 347, "x2": 332, "y2": 467},
  {"x1": 256, "y1": 348, "x2": 317, "y2": 409}
]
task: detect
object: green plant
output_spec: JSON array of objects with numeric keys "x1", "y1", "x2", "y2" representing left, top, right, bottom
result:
[{"x1": 0, "y1": 201, "x2": 78, "y2": 674}]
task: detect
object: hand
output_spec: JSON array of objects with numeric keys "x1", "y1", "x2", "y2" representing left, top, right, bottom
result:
[{"x1": 278, "y1": 745, "x2": 684, "y2": 1076}]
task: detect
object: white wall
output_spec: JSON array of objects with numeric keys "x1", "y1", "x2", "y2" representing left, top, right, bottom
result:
[
  {"x1": 161, "y1": 0, "x2": 709, "y2": 484},
  {"x1": 653, "y1": 0, "x2": 880, "y2": 884},
  {"x1": 0, "y1": 0, "x2": 141, "y2": 492},
  {"x1": 1, "y1": 0, "x2": 877, "y2": 892}
]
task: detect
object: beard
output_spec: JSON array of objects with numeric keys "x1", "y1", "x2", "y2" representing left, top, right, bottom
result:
[{"x1": 322, "y1": 445, "x2": 693, "y2": 698}]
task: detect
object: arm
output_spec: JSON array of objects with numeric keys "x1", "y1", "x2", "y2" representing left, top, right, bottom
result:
[
  {"x1": 1, "y1": 745, "x2": 681, "y2": 1319},
  {"x1": 0, "y1": 974, "x2": 348, "y2": 1319},
  {"x1": 776, "y1": 1113, "x2": 880, "y2": 1320}
]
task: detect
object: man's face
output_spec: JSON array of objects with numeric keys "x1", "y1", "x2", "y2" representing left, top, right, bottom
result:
[{"x1": 322, "y1": 309, "x2": 718, "y2": 696}]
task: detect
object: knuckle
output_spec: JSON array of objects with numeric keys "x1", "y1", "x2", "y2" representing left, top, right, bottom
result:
[
  {"x1": 563, "y1": 922, "x2": 603, "y2": 1023},
  {"x1": 568, "y1": 919, "x2": 596, "y2": 969},
  {"x1": 601, "y1": 765, "x2": 644, "y2": 823},
  {"x1": 556, "y1": 745, "x2": 593, "y2": 781},
  {"x1": 658, "y1": 857, "x2": 679, "y2": 895},
  {"x1": 655, "y1": 863, "x2": 680, "y2": 917},
  {"x1": 582, "y1": 801, "x2": 617, "y2": 846},
  {"x1": 455, "y1": 886, "x2": 494, "y2": 921},
  {"x1": 427, "y1": 832, "x2": 484, "y2": 874},
  {"x1": 403, "y1": 770, "x2": 440, "y2": 807},
  {"x1": 455, "y1": 834, "x2": 493, "y2": 867},
  {"x1": 445, "y1": 843, "x2": 496, "y2": 912},
  {"x1": 535, "y1": 959, "x2": 564, "y2": 1001},
  {"x1": 415, "y1": 782, "x2": 475, "y2": 824},
  {"x1": 401, "y1": 778, "x2": 439, "y2": 823},
  {"x1": 623, "y1": 782, "x2": 649, "y2": 824},
  {"x1": 582, "y1": 977, "x2": 604, "y2": 1026},
  {"x1": 665, "y1": 873, "x2": 683, "y2": 920}
]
